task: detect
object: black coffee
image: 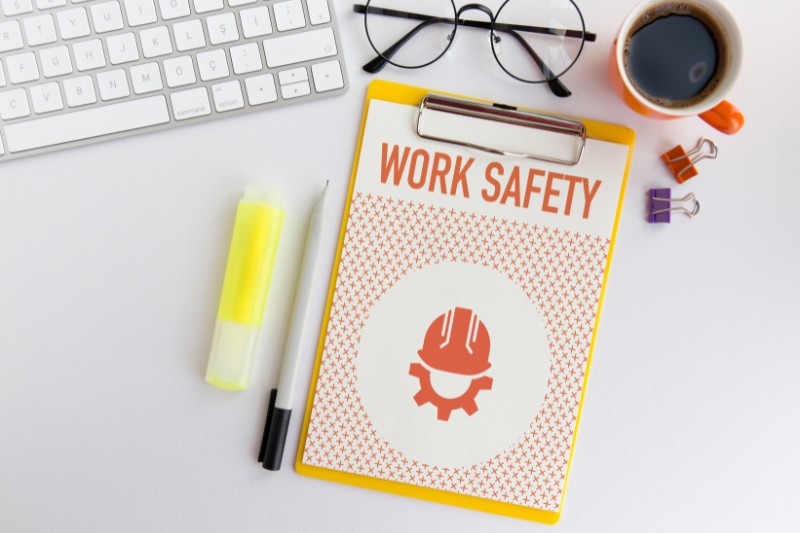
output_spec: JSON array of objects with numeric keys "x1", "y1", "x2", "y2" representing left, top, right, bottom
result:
[{"x1": 624, "y1": 3, "x2": 728, "y2": 108}]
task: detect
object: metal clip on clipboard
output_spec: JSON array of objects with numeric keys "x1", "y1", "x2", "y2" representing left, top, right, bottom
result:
[{"x1": 416, "y1": 94, "x2": 587, "y2": 166}]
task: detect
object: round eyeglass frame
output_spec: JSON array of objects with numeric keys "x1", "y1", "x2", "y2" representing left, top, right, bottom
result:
[{"x1": 362, "y1": 0, "x2": 588, "y2": 84}]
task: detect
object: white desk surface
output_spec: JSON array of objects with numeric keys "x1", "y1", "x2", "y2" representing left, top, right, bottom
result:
[{"x1": 2, "y1": 1, "x2": 799, "y2": 531}]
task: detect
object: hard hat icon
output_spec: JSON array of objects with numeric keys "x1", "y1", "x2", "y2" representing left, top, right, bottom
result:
[
  {"x1": 417, "y1": 307, "x2": 491, "y2": 376},
  {"x1": 409, "y1": 307, "x2": 494, "y2": 421}
]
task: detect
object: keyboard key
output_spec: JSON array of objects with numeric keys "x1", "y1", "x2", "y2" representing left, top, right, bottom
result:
[
  {"x1": 158, "y1": 0, "x2": 190, "y2": 20},
  {"x1": 140, "y1": 26, "x2": 173, "y2": 58},
  {"x1": 280, "y1": 80, "x2": 310, "y2": 99},
  {"x1": 130, "y1": 62, "x2": 163, "y2": 94},
  {"x1": 230, "y1": 42, "x2": 262, "y2": 74},
  {"x1": 107, "y1": 32, "x2": 139, "y2": 64},
  {"x1": 278, "y1": 66, "x2": 306, "y2": 85},
  {"x1": 273, "y1": 0, "x2": 305, "y2": 32},
  {"x1": 4, "y1": 95, "x2": 170, "y2": 153},
  {"x1": 56, "y1": 8, "x2": 91, "y2": 40},
  {"x1": 163, "y1": 55, "x2": 196, "y2": 87},
  {"x1": 0, "y1": 61, "x2": 5, "y2": 87},
  {"x1": 30, "y1": 82, "x2": 63, "y2": 113},
  {"x1": 63, "y1": 75, "x2": 96, "y2": 106},
  {"x1": 306, "y1": 0, "x2": 330, "y2": 25},
  {"x1": 240, "y1": 6, "x2": 272, "y2": 38},
  {"x1": 170, "y1": 87, "x2": 210, "y2": 120},
  {"x1": 173, "y1": 19, "x2": 206, "y2": 51},
  {"x1": 36, "y1": 0, "x2": 66, "y2": 9},
  {"x1": 206, "y1": 12, "x2": 239, "y2": 45},
  {"x1": 244, "y1": 73, "x2": 277, "y2": 105},
  {"x1": 0, "y1": 88, "x2": 30, "y2": 119},
  {"x1": 39, "y1": 45, "x2": 73, "y2": 77},
  {"x1": 73, "y1": 39, "x2": 106, "y2": 71},
  {"x1": 0, "y1": 136, "x2": 4, "y2": 156},
  {"x1": 90, "y1": 2, "x2": 124, "y2": 33},
  {"x1": 197, "y1": 48, "x2": 228, "y2": 81},
  {"x1": 23, "y1": 14, "x2": 58, "y2": 46},
  {"x1": 97, "y1": 68, "x2": 130, "y2": 100},
  {"x1": 276, "y1": 67, "x2": 309, "y2": 100},
  {"x1": 0, "y1": 21, "x2": 24, "y2": 53},
  {"x1": 211, "y1": 80, "x2": 243, "y2": 112},
  {"x1": 2, "y1": 0, "x2": 33, "y2": 16},
  {"x1": 192, "y1": 0, "x2": 222, "y2": 14},
  {"x1": 5, "y1": 52, "x2": 40, "y2": 83},
  {"x1": 124, "y1": 0, "x2": 158, "y2": 26},
  {"x1": 262, "y1": 27, "x2": 336, "y2": 68},
  {"x1": 228, "y1": 0, "x2": 255, "y2": 6},
  {"x1": 311, "y1": 59, "x2": 343, "y2": 92}
]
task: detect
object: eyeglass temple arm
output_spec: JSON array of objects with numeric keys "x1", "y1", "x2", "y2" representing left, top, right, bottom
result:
[
  {"x1": 503, "y1": 29, "x2": 571, "y2": 97},
  {"x1": 353, "y1": 4, "x2": 597, "y2": 42},
  {"x1": 362, "y1": 17, "x2": 448, "y2": 73}
]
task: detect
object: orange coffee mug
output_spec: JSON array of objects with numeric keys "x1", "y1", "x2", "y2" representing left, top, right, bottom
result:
[{"x1": 609, "y1": 0, "x2": 744, "y2": 134}]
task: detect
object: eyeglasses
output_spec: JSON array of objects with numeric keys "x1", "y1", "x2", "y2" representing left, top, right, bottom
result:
[{"x1": 355, "y1": 0, "x2": 595, "y2": 98}]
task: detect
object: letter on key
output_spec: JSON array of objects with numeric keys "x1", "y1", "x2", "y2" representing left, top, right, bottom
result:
[
  {"x1": 130, "y1": 62, "x2": 163, "y2": 94},
  {"x1": 207, "y1": 12, "x2": 239, "y2": 44},
  {"x1": 56, "y1": 8, "x2": 91, "y2": 40},
  {"x1": 124, "y1": 0, "x2": 158, "y2": 26},
  {"x1": 30, "y1": 82, "x2": 64, "y2": 113}
]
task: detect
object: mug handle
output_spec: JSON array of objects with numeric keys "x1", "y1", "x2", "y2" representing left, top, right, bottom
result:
[{"x1": 699, "y1": 100, "x2": 745, "y2": 134}]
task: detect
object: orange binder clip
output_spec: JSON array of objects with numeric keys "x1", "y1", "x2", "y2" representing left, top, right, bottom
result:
[{"x1": 661, "y1": 137, "x2": 718, "y2": 183}]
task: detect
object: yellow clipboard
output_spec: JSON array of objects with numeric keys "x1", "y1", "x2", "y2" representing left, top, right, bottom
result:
[{"x1": 296, "y1": 79, "x2": 635, "y2": 524}]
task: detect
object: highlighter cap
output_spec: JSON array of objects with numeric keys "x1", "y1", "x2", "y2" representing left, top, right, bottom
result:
[{"x1": 206, "y1": 186, "x2": 285, "y2": 390}]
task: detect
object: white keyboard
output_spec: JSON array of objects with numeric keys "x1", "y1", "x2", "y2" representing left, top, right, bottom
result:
[{"x1": 0, "y1": 0, "x2": 348, "y2": 161}]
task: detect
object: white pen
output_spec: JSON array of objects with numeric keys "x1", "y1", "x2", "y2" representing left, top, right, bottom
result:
[{"x1": 259, "y1": 181, "x2": 329, "y2": 471}]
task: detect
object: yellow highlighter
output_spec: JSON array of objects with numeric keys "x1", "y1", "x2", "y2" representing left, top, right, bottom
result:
[{"x1": 206, "y1": 186, "x2": 285, "y2": 390}]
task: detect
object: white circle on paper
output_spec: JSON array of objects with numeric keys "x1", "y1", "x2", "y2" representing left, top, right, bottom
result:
[{"x1": 356, "y1": 262, "x2": 551, "y2": 468}]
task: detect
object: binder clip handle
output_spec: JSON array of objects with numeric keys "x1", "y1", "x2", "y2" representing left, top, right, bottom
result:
[
  {"x1": 661, "y1": 137, "x2": 718, "y2": 183},
  {"x1": 648, "y1": 188, "x2": 700, "y2": 223}
]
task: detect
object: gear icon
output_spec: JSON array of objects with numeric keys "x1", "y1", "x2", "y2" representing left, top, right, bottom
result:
[
  {"x1": 409, "y1": 362, "x2": 493, "y2": 421},
  {"x1": 409, "y1": 307, "x2": 493, "y2": 421}
]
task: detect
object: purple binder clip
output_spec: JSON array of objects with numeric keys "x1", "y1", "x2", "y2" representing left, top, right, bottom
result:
[{"x1": 648, "y1": 188, "x2": 700, "y2": 223}]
